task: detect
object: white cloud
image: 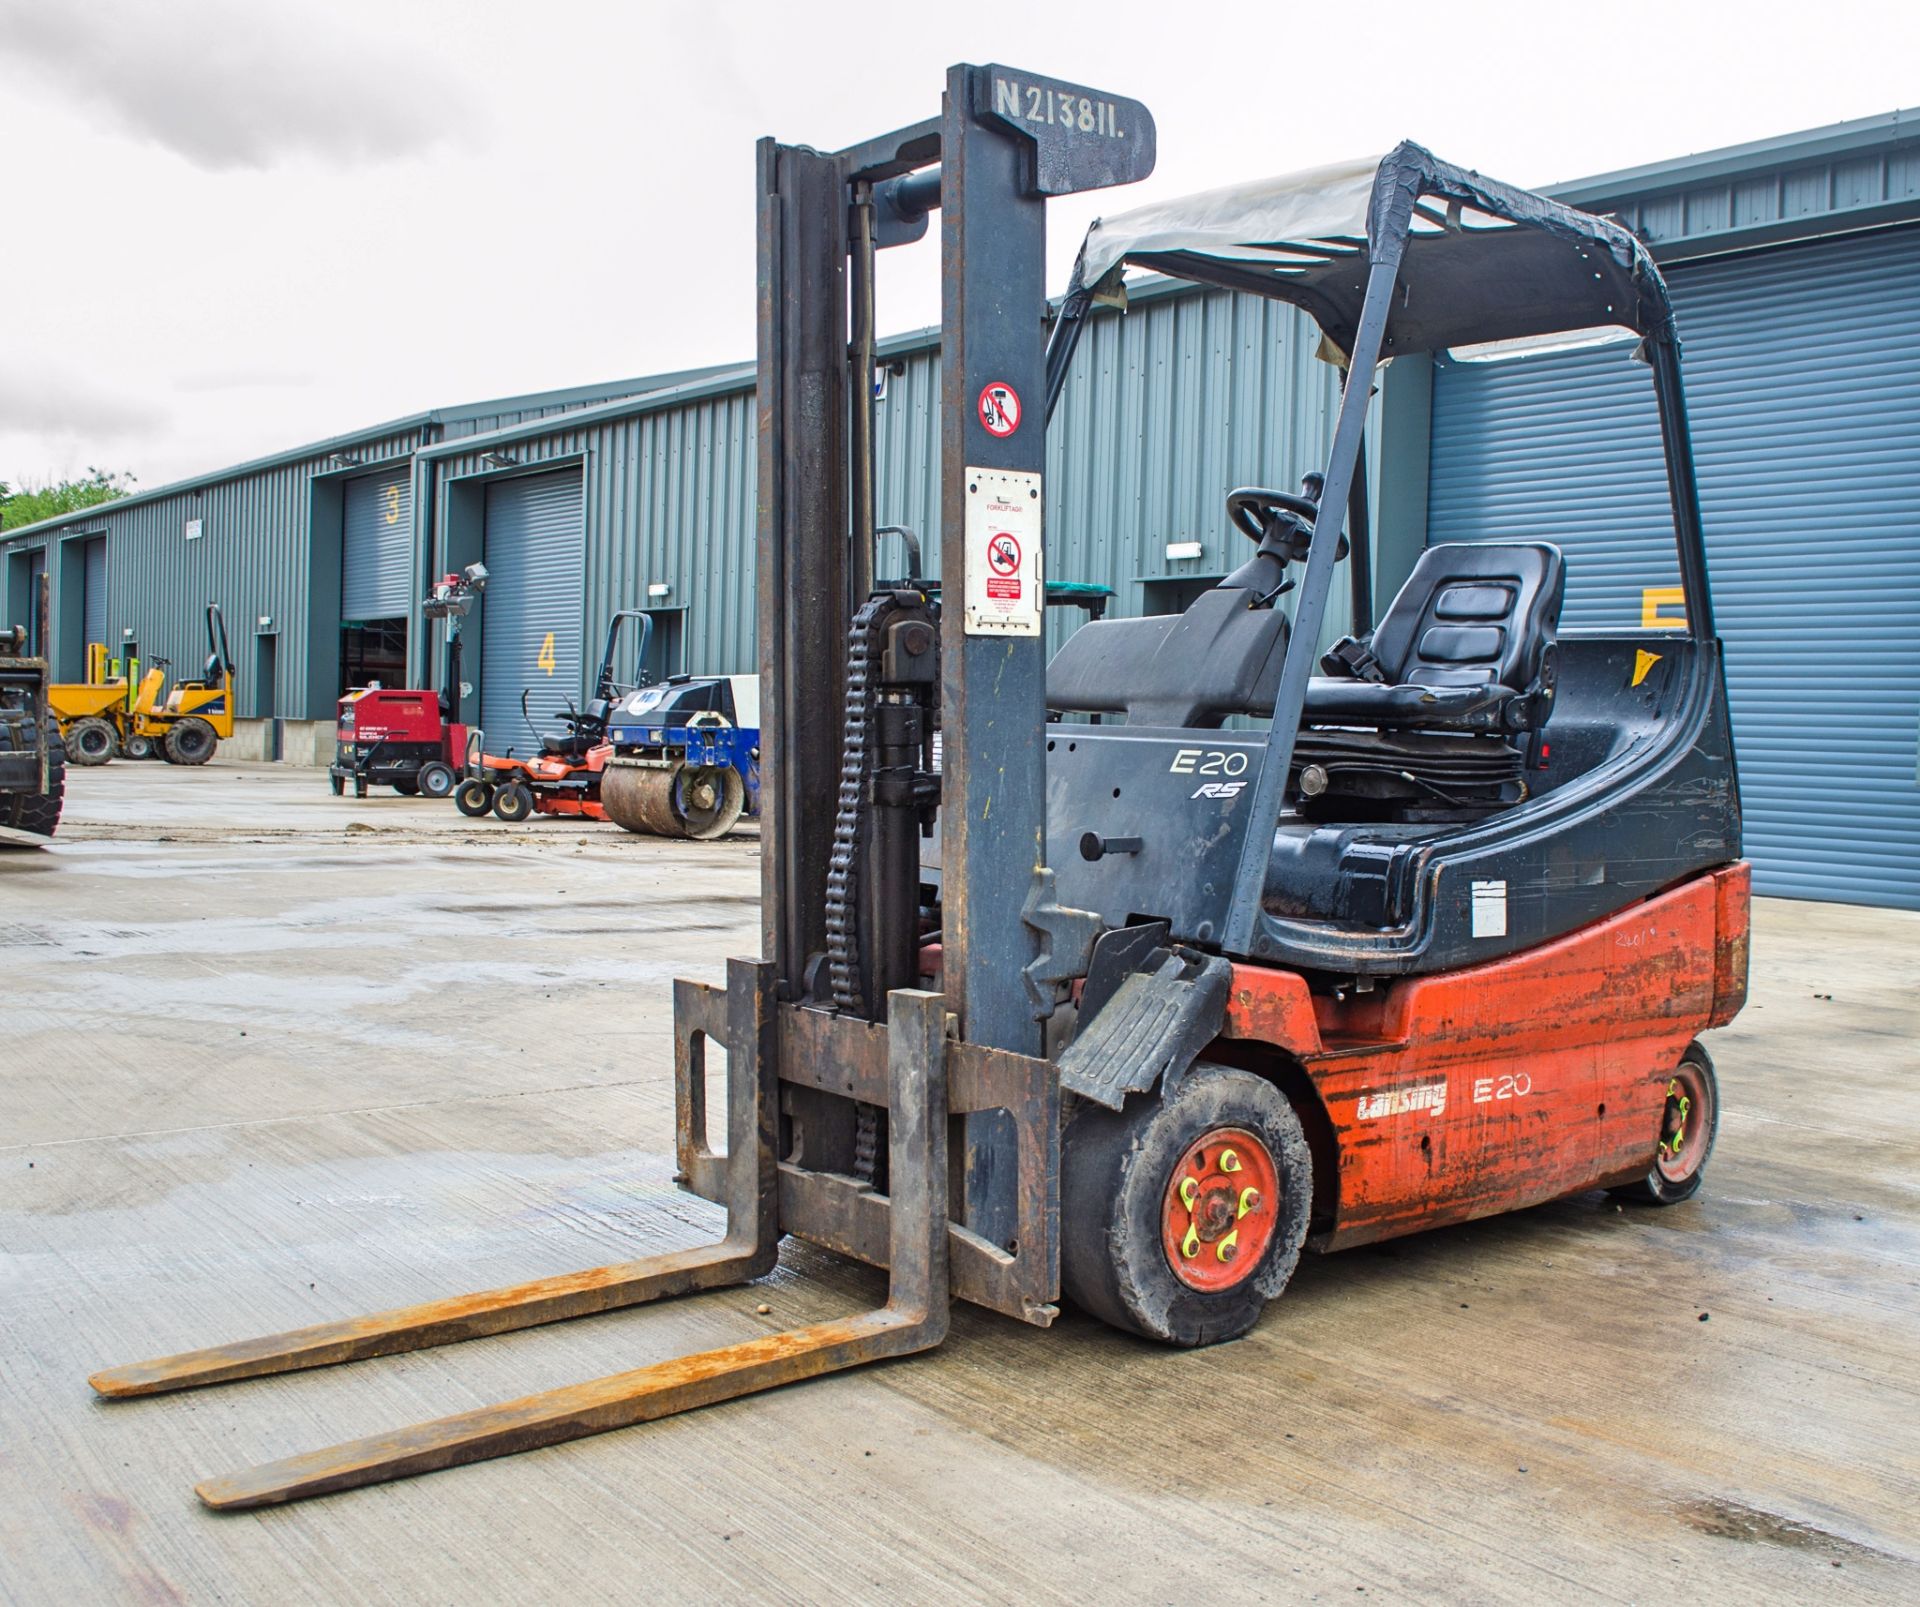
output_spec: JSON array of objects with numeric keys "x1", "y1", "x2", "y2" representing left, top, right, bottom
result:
[{"x1": 0, "y1": 0, "x2": 479, "y2": 170}]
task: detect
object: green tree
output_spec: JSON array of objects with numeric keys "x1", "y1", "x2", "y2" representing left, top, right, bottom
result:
[{"x1": 0, "y1": 467, "x2": 138, "y2": 529}]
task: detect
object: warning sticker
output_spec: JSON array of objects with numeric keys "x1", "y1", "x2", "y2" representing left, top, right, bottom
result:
[
  {"x1": 978, "y1": 381, "x2": 1021, "y2": 438},
  {"x1": 964, "y1": 468, "x2": 1042, "y2": 636}
]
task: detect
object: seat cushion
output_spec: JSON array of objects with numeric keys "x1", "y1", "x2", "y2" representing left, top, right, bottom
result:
[{"x1": 1046, "y1": 587, "x2": 1289, "y2": 728}]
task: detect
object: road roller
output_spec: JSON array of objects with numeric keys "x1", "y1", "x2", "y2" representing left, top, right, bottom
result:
[{"x1": 601, "y1": 673, "x2": 760, "y2": 840}]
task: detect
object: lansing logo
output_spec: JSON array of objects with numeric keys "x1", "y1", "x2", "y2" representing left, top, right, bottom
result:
[{"x1": 1356, "y1": 1082, "x2": 1447, "y2": 1121}]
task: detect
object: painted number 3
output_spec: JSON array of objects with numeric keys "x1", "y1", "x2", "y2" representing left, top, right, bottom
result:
[{"x1": 537, "y1": 632, "x2": 557, "y2": 675}]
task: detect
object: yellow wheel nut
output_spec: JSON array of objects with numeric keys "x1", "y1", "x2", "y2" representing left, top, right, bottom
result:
[
  {"x1": 1181, "y1": 1222, "x2": 1200, "y2": 1259},
  {"x1": 1179, "y1": 1177, "x2": 1198, "y2": 1211},
  {"x1": 1220, "y1": 1149, "x2": 1241, "y2": 1174},
  {"x1": 1239, "y1": 1187, "x2": 1260, "y2": 1217},
  {"x1": 1216, "y1": 1228, "x2": 1239, "y2": 1263}
]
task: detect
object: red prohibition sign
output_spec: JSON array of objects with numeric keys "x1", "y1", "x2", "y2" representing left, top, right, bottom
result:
[
  {"x1": 986, "y1": 532, "x2": 1021, "y2": 576},
  {"x1": 978, "y1": 381, "x2": 1021, "y2": 437}
]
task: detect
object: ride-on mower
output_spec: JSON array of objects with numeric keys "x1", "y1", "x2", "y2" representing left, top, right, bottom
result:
[
  {"x1": 330, "y1": 563, "x2": 487, "y2": 799},
  {"x1": 51, "y1": 603, "x2": 235, "y2": 766},
  {"x1": 452, "y1": 608, "x2": 649, "y2": 823},
  {"x1": 93, "y1": 67, "x2": 1749, "y2": 1509}
]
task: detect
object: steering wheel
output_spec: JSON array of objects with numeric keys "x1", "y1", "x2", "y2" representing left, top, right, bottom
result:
[{"x1": 1226, "y1": 487, "x2": 1318, "y2": 544}]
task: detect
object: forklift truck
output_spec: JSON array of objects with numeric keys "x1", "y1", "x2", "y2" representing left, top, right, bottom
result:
[{"x1": 91, "y1": 66, "x2": 1748, "y2": 1507}]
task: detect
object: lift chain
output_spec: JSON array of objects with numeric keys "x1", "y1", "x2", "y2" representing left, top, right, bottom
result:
[{"x1": 824, "y1": 592, "x2": 894, "y2": 1016}]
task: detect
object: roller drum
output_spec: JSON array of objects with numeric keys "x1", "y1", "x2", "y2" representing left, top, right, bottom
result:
[{"x1": 602, "y1": 758, "x2": 746, "y2": 840}]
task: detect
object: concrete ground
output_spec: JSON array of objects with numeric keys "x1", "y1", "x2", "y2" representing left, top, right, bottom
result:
[{"x1": 3, "y1": 761, "x2": 1917, "y2": 1604}]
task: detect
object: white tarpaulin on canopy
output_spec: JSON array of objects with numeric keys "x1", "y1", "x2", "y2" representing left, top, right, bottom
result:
[{"x1": 1075, "y1": 154, "x2": 1385, "y2": 286}]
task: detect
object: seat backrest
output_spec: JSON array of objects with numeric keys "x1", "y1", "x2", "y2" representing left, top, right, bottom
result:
[
  {"x1": 1370, "y1": 543, "x2": 1563, "y2": 690},
  {"x1": 1045, "y1": 586, "x2": 1289, "y2": 728}
]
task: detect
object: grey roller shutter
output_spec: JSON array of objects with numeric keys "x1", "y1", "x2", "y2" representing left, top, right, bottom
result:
[
  {"x1": 82, "y1": 537, "x2": 108, "y2": 650},
  {"x1": 480, "y1": 469, "x2": 585, "y2": 746},
  {"x1": 342, "y1": 468, "x2": 413, "y2": 620},
  {"x1": 1429, "y1": 226, "x2": 1920, "y2": 909}
]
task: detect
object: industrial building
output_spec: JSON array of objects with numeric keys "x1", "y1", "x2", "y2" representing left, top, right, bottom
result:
[{"x1": 4, "y1": 110, "x2": 1914, "y2": 907}]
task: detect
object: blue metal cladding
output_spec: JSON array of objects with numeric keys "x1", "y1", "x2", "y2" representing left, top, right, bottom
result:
[
  {"x1": 341, "y1": 468, "x2": 413, "y2": 620},
  {"x1": 873, "y1": 287, "x2": 1370, "y2": 662},
  {"x1": 480, "y1": 469, "x2": 586, "y2": 741},
  {"x1": 1429, "y1": 225, "x2": 1920, "y2": 909},
  {"x1": 82, "y1": 537, "x2": 108, "y2": 650}
]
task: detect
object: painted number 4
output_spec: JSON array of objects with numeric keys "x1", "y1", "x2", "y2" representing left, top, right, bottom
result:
[{"x1": 537, "y1": 631, "x2": 557, "y2": 675}]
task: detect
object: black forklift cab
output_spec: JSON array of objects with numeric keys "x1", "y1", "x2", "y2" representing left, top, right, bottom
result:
[{"x1": 1036, "y1": 144, "x2": 1741, "y2": 976}]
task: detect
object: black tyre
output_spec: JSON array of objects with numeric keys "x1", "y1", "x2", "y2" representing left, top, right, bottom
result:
[
  {"x1": 1, "y1": 720, "x2": 64, "y2": 839},
  {"x1": 1610, "y1": 1043, "x2": 1719, "y2": 1206},
  {"x1": 1060, "y1": 1062, "x2": 1312, "y2": 1346},
  {"x1": 416, "y1": 760, "x2": 457, "y2": 799},
  {"x1": 454, "y1": 778, "x2": 494, "y2": 817},
  {"x1": 329, "y1": 774, "x2": 345, "y2": 797},
  {"x1": 492, "y1": 781, "x2": 534, "y2": 822},
  {"x1": 163, "y1": 717, "x2": 217, "y2": 766},
  {"x1": 122, "y1": 732, "x2": 156, "y2": 761},
  {"x1": 391, "y1": 776, "x2": 420, "y2": 797},
  {"x1": 66, "y1": 717, "x2": 117, "y2": 766}
]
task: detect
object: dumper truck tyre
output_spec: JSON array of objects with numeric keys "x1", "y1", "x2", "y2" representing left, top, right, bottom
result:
[
  {"x1": 416, "y1": 761, "x2": 456, "y2": 800},
  {"x1": 67, "y1": 717, "x2": 117, "y2": 766},
  {"x1": 454, "y1": 778, "x2": 494, "y2": 817},
  {"x1": 122, "y1": 733, "x2": 156, "y2": 761},
  {"x1": 1609, "y1": 1043, "x2": 1718, "y2": 1207},
  {"x1": 163, "y1": 717, "x2": 217, "y2": 766},
  {"x1": 1060, "y1": 1062, "x2": 1311, "y2": 1347}
]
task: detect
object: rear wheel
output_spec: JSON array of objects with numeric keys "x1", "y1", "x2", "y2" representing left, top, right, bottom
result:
[
  {"x1": 1610, "y1": 1044, "x2": 1719, "y2": 1206},
  {"x1": 416, "y1": 760, "x2": 456, "y2": 799},
  {"x1": 122, "y1": 733, "x2": 156, "y2": 761},
  {"x1": 454, "y1": 778, "x2": 494, "y2": 817},
  {"x1": 391, "y1": 776, "x2": 420, "y2": 797},
  {"x1": 67, "y1": 718, "x2": 117, "y2": 766},
  {"x1": 492, "y1": 781, "x2": 533, "y2": 822},
  {"x1": 1060, "y1": 1063, "x2": 1312, "y2": 1346},
  {"x1": 163, "y1": 717, "x2": 217, "y2": 766},
  {"x1": 1, "y1": 721, "x2": 64, "y2": 838}
]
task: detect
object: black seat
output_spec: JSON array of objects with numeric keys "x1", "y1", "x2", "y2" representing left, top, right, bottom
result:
[
  {"x1": 1046, "y1": 587, "x2": 1289, "y2": 728},
  {"x1": 1305, "y1": 542, "x2": 1563, "y2": 733}
]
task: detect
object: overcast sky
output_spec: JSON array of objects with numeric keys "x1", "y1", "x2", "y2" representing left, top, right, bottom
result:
[{"x1": 2, "y1": 0, "x2": 1914, "y2": 491}]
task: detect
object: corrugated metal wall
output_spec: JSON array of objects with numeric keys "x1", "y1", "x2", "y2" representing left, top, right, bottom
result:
[
  {"x1": 1429, "y1": 226, "x2": 1920, "y2": 909},
  {"x1": 875, "y1": 289, "x2": 1370, "y2": 658},
  {"x1": 33, "y1": 427, "x2": 424, "y2": 710}
]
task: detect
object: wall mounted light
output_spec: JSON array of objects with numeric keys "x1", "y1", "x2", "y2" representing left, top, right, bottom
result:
[
  {"x1": 481, "y1": 451, "x2": 519, "y2": 469},
  {"x1": 647, "y1": 582, "x2": 671, "y2": 598},
  {"x1": 1165, "y1": 540, "x2": 1204, "y2": 561},
  {"x1": 328, "y1": 452, "x2": 360, "y2": 469}
]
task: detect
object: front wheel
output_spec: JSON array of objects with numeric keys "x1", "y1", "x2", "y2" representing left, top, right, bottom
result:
[
  {"x1": 66, "y1": 718, "x2": 117, "y2": 766},
  {"x1": 1610, "y1": 1043, "x2": 1719, "y2": 1206},
  {"x1": 492, "y1": 781, "x2": 534, "y2": 822},
  {"x1": 163, "y1": 717, "x2": 217, "y2": 766},
  {"x1": 122, "y1": 733, "x2": 156, "y2": 761},
  {"x1": 416, "y1": 760, "x2": 456, "y2": 799},
  {"x1": 453, "y1": 778, "x2": 494, "y2": 817},
  {"x1": 1060, "y1": 1062, "x2": 1312, "y2": 1346}
]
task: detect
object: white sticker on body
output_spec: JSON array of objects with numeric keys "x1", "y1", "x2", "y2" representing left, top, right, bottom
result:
[
  {"x1": 963, "y1": 468, "x2": 1043, "y2": 637},
  {"x1": 1471, "y1": 878, "x2": 1508, "y2": 938}
]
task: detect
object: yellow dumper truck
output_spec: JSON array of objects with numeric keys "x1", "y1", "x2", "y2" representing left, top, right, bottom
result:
[{"x1": 50, "y1": 603, "x2": 235, "y2": 766}]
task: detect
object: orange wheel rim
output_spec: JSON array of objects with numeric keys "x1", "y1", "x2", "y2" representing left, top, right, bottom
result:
[
  {"x1": 1655, "y1": 1060, "x2": 1712, "y2": 1183},
  {"x1": 1161, "y1": 1126, "x2": 1280, "y2": 1293}
]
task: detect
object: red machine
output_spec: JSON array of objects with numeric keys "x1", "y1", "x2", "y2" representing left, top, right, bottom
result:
[
  {"x1": 459, "y1": 737, "x2": 613, "y2": 823},
  {"x1": 330, "y1": 564, "x2": 486, "y2": 799}
]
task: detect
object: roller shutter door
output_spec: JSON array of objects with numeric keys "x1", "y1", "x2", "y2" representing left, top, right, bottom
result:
[
  {"x1": 82, "y1": 537, "x2": 108, "y2": 650},
  {"x1": 342, "y1": 468, "x2": 413, "y2": 620},
  {"x1": 480, "y1": 469, "x2": 585, "y2": 745},
  {"x1": 1429, "y1": 226, "x2": 1920, "y2": 909}
]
